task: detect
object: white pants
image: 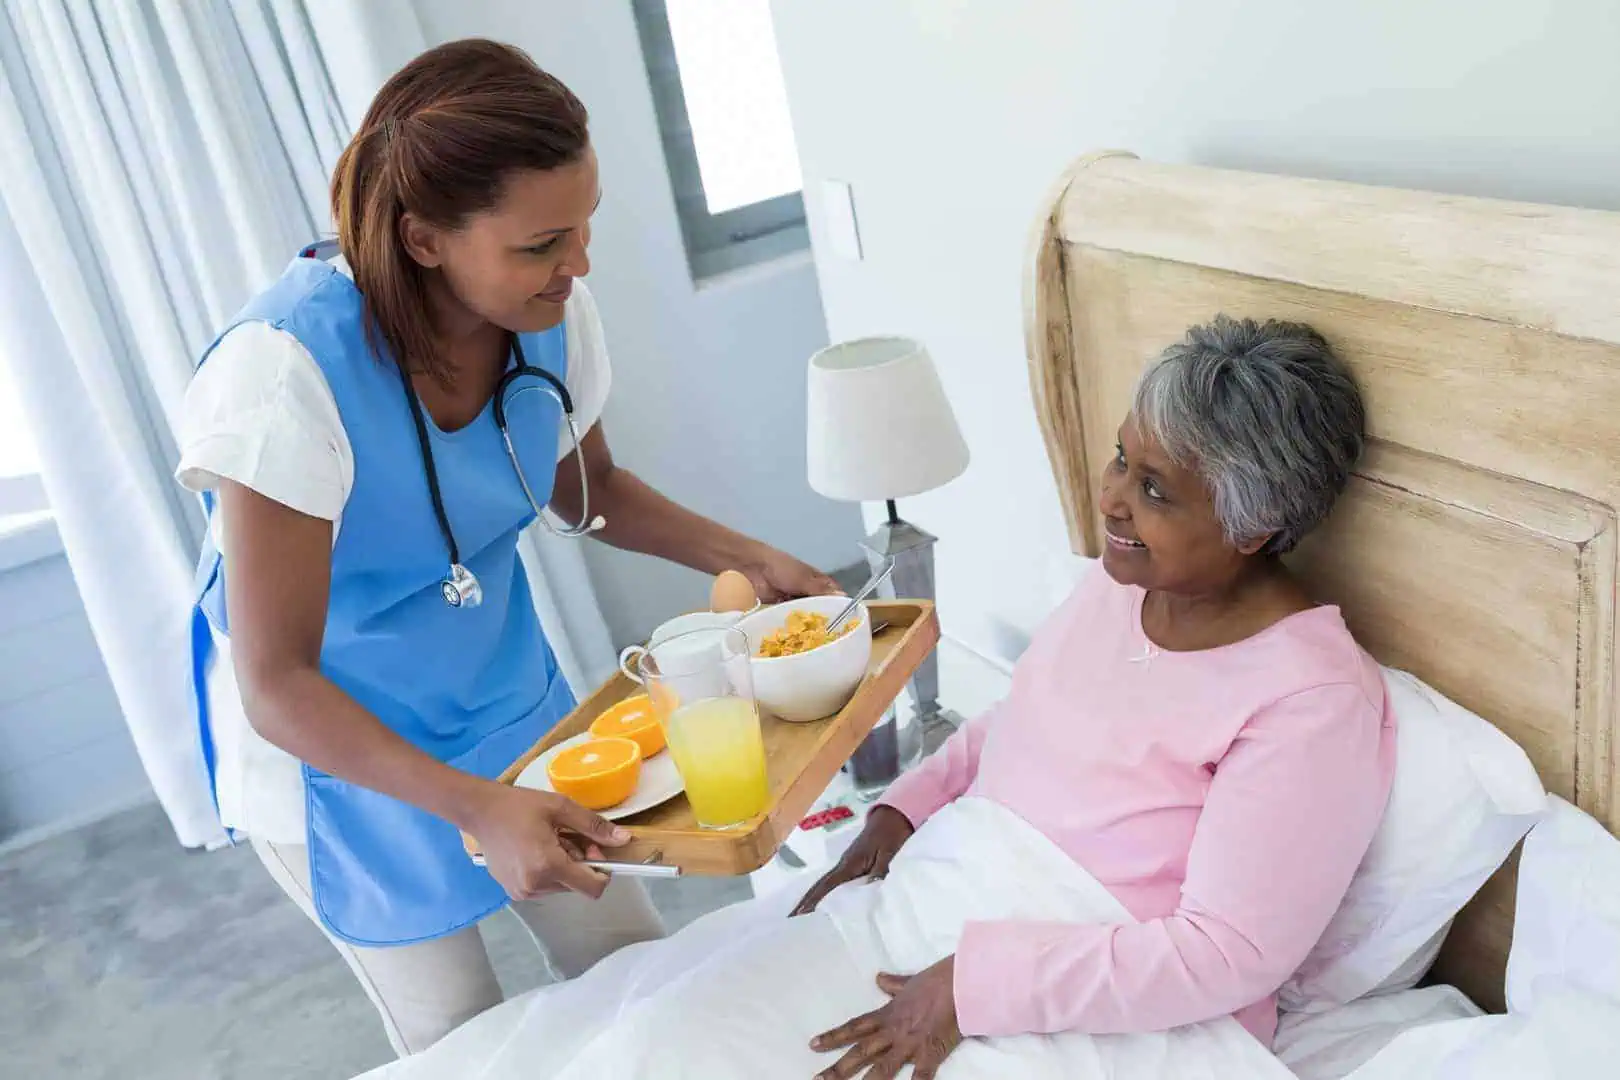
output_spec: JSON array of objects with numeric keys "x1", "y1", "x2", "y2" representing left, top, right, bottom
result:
[{"x1": 253, "y1": 839, "x2": 667, "y2": 1056}]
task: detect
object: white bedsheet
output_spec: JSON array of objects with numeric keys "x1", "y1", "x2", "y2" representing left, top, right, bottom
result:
[
  {"x1": 358, "y1": 797, "x2": 1293, "y2": 1079},
  {"x1": 1276, "y1": 986, "x2": 1482, "y2": 1080}
]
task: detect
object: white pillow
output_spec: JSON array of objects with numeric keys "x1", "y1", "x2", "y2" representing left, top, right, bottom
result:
[
  {"x1": 1280, "y1": 668, "x2": 1547, "y2": 1012},
  {"x1": 1505, "y1": 795, "x2": 1620, "y2": 1014}
]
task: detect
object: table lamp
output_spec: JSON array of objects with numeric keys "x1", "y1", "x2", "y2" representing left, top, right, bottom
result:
[{"x1": 807, "y1": 336, "x2": 969, "y2": 767}]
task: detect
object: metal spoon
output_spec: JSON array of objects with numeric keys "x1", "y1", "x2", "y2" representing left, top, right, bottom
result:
[{"x1": 827, "y1": 557, "x2": 896, "y2": 636}]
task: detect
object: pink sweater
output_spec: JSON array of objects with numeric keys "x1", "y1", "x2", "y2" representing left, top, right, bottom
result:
[{"x1": 880, "y1": 567, "x2": 1395, "y2": 1045}]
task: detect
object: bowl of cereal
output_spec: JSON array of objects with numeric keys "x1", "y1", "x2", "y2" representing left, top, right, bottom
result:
[{"x1": 735, "y1": 595, "x2": 873, "y2": 722}]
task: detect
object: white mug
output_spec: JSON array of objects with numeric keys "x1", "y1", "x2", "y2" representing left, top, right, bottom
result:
[{"x1": 619, "y1": 609, "x2": 751, "y2": 683}]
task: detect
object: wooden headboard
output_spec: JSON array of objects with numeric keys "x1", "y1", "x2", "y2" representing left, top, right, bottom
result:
[{"x1": 1024, "y1": 151, "x2": 1620, "y2": 1013}]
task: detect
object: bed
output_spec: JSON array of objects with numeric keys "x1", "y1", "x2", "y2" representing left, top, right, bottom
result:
[
  {"x1": 352, "y1": 156, "x2": 1620, "y2": 1078},
  {"x1": 1025, "y1": 150, "x2": 1620, "y2": 1051}
]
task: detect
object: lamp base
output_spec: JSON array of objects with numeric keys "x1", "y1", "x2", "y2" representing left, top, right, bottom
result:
[
  {"x1": 916, "y1": 704, "x2": 966, "y2": 746},
  {"x1": 860, "y1": 514, "x2": 940, "y2": 702},
  {"x1": 850, "y1": 510, "x2": 958, "y2": 787},
  {"x1": 847, "y1": 703, "x2": 965, "y2": 800}
]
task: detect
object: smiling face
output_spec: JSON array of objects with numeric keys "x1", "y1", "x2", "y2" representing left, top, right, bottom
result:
[
  {"x1": 401, "y1": 145, "x2": 599, "y2": 336},
  {"x1": 1098, "y1": 416, "x2": 1267, "y2": 595}
]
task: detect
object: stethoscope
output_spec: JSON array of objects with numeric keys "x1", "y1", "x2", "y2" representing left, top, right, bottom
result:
[{"x1": 398, "y1": 334, "x2": 605, "y2": 609}]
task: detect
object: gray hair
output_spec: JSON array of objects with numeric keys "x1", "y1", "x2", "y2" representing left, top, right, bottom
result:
[{"x1": 1132, "y1": 315, "x2": 1365, "y2": 555}]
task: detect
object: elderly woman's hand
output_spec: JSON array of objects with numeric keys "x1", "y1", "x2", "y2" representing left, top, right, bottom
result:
[
  {"x1": 810, "y1": 956, "x2": 963, "y2": 1079},
  {"x1": 791, "y1": 805, "x2": 914, "y2": 916}
]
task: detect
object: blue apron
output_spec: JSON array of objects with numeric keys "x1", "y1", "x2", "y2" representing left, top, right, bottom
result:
[{"x1": 190, "y1": 245, "x2": 575, "y2": 947}]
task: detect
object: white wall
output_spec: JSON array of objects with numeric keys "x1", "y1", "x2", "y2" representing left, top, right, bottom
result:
[
  {"x1": 0, "y1": 547, "x2": 150, "y2": 844},
  {"x1": 410, "y1": 1, "x2": 863, "y2": 646},
  {"x1": 771, "y1": 0, "x2": 1620, "y2": 674}
]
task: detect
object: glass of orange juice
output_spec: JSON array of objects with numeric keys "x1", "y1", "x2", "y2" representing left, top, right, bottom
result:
[{"x1": 635, "y1": 626, "x2": 769, "y2": 829}]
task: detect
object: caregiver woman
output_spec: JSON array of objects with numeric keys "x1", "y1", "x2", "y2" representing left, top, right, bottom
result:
[{"x1": 175, "y1": 39, "x2": 837, "y2": 1056}]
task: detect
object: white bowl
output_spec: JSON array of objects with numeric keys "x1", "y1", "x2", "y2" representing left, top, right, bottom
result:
[{"x1": 736, "y1": 596, "x2": 873, "y2": 723}]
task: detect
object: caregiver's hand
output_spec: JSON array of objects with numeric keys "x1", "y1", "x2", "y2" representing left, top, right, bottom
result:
[
  {"x1": 791, "y1": 805, "x2": 914, "y2": 916},
  {"x1": 745, "y1": 545, "x2": 843, "y2": 603},
  {"x1": 470, "y1": 784, "x2": 631, "y2": 900},
  {"x1": 811, "y1": 956, "x2": 963, "y2": 1080}
]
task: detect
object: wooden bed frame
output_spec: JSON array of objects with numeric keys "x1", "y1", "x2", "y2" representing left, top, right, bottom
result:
[{"x1": 1024, "y1": 151, "x2": 1620, "y2": 1014}]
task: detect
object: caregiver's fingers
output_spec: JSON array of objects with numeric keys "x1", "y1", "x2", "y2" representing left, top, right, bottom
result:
[
  {"x1": 552, "y1": 838, "x2": 607, "y2": 890},
  {"x1": 558, "y1": 835, "x2": 606, "y2": 861},
  {"x1": 811, "y1": 1011, "x2": 882, "y2": 1051},
  {"x1": 813, "y1": 1033, "x2": 892, "y2": 1080},
  {"x1": 539, "y1": 834, "x2": 611, "y2": 899},
  {"x1": 811, "y1": 572, "x2": 845, "y2": 597},
  {"x1": 546, "y1": 793, "x2": 633, "y2": 848}
]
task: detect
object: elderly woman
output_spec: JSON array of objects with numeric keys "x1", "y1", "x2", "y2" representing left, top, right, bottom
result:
[
  {"x1": 794, "y1": 314, "x2": 1394, "y2": 1077},
  {"x1": 354, "y1": 316, "x2": 1394, "y2": 1080}
]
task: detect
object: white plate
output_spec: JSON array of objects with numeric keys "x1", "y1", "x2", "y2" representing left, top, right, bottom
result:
[{"x1": 513, "y1": 732, "x2": 685, "y2": 821}]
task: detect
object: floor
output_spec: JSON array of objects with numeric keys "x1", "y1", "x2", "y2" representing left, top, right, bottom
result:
[{"x1": 0, "y1": 803, "x2": 750, "y2": 1079}]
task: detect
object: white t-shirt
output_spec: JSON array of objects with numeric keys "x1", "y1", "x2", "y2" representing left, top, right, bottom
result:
[{"x1": 176, "y1": 259, "x2": 612, "y2": 842}]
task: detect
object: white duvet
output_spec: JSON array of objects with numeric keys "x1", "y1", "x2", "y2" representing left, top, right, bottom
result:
[
  {"x1": 362, "y1": 796, "x2": 1292, "y2": 1079},
  {"x1": 1339, "y1": 988, "x2": 1620, "y2": 1078},
  {"x1": 1339, "y1": 794, "x2": 1620, "y2": 1079}
]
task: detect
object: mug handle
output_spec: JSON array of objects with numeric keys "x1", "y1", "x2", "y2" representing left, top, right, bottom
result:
[{"x1": 619, "y1": 645, "x2": 648, "y2": 683}]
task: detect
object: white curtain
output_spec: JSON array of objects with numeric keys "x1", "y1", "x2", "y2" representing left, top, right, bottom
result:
[{"x1": 0, "y1": 0, "x2": 617, "y2": 848}]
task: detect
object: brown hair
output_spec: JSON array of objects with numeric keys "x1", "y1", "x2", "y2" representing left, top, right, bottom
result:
[{"x1": 330, "y1": 39, "x2": 589, "y2": 384}]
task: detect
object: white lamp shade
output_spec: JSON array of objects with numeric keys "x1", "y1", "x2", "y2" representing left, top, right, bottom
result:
[{"x1": 807, "y1": 336, "x2": 969, "y2": 502}]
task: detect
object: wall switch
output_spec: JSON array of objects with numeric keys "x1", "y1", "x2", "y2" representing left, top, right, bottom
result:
[{"x1": 821, "y1": 179, "x2": 864, "y2": 261}]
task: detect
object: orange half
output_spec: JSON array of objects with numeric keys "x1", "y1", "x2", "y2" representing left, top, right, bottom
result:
[
  {"x1": 547, "y1": 737, "x2": 642, "y2": 811},
  {"x1": 588, "y1": 694, "x2": 667, "y2": 758}
]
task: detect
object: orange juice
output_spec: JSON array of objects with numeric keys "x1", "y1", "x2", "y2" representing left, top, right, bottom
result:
[{"x1": 663, "y1": 697, "x2": 769, "y2": 828}]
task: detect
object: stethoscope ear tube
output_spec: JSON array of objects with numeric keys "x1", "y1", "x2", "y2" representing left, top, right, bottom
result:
[
  {"x1": 492, "y1": 360, "x2": 574, "y2": 429},
  {"x1": 405, "y1": 334, "x2": 605, "y2": 610}
]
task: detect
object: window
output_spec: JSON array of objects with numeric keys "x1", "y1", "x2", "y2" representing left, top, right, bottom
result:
[
  {"x1": 633, "y1": 0, "x2": 809, "y2": 280},
  {"x1": 0, "y1": 355, "x2": 47, "y2": 520}
]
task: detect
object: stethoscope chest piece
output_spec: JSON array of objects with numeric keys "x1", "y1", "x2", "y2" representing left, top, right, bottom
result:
[
  {"x1": 399, "y1": 332, "x2": 604, "y2": 611},
  {"x1": 441, "y1": 563, "x2": 483, "y2": 609}
]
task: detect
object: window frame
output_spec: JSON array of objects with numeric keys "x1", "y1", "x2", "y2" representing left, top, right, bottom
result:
[
  {"x1": 631, "y1": 0, "x2": 810, "y2": 281},
  {"x1": 0, "y1": 472, "x2": 59, "y2": 573},
  {"x1": 0, "y1": 473, "x2": 47, "y2": 518}
]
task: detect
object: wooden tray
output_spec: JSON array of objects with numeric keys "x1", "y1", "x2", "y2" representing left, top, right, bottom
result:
[{"x1": 463, "y1": 599, "x2": 939, "y2": 876}]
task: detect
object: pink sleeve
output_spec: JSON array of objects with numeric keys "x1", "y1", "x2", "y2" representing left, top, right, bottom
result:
[
  {"x1": 880, "y1": 569, "x2": 1097, "y2": 828},
  {"x1": 952, "y1": 681, "x2": 1393, "y2": 1037},
  {"x1": 876, "y1": 703, "x2": 998, "y2": 828}
]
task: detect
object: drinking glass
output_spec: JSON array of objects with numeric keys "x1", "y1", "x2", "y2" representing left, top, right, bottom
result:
[{"x1": 636, "y1": 626, "x2": 769, "y2": 829}]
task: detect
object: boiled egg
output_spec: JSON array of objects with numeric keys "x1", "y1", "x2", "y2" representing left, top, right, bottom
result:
[{"x1": 710, "y1": 569, "x2": 759, "y2": 613}]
